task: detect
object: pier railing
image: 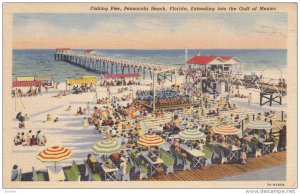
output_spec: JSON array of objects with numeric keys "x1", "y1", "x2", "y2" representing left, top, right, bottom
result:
[{"x1": 54, "y1": 50, "x2": 178, "y2": 76}]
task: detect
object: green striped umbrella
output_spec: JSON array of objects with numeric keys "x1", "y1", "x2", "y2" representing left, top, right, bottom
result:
[
  {"x1": 247, "y1": 120, "x2": 272, "y2": 133},
  {"x1": 179, "y1": 129, "x2": 206, "y2": 140},
  {"x1": 91, "y1": 139, "x2": 122, "y2": 154}
]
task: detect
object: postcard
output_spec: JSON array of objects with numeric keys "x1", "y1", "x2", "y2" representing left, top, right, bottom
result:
[{"x1": 2, "y1": 2, "x2": 297, "y2": 189}]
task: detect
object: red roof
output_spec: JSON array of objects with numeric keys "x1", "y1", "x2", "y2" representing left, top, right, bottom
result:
[
  {"x1": 12, "y1": 81, "x2": 43, "y2": 88},
  {"x1": 103, "y1": 73, "x2": 140, "y2": 79},
  {"x1": 187, "y1": 55, "x2": 234, "y2": 65}
]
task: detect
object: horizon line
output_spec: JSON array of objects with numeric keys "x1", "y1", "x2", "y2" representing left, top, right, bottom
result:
[{"x1": 12, "y1": 48, "x2": 288, "y2": 50}]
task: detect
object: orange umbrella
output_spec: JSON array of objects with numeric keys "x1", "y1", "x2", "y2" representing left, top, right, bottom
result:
[
  {"x1": 37, "y1": 146, "x2": 72, "y2": 171},
  {"x1": 137, "y1": 134, "x2": 165, "y2": 147},
  {"x1": 212, "y1": 125, "x2": 239, "y2": 135}
]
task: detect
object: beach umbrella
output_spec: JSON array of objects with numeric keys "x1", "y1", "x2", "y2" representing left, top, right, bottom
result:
[
  {"x1": 212, "y1": 125, "x2": 239, "y2": 135},
  {"x1": 247, "y1": 120, "x2": 272, "y2": 133},
  {"x1": 92, "y1": 139, "x2": 122, "y2": 154},
  {"x1": 178, "y1": 129, "x2": 206, "y2": 141},
  {"x1": 137, "y1": 134, "x2": 165, "y2": 147},
  {"x1": 37, "y1": 146, "x2": 72, "y2": 172}
]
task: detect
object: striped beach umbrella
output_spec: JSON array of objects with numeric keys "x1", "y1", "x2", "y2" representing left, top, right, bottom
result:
[
  {"x1": 92, "y1": 139, "x2": 122, "y2": 154},
  {"x1": 212, "y1": 125, "x2": 239, "y2": 135},
  {"x1": 179, "y1": 129, "x2": 206, "y2": 140},
  {"x1": 37, "y1": 146, "x2": 72, "y2": 172},
  {"x1": 137, "y1": 134, "x2": 165, "y2": 147},
  {"x1": 247, "y1": 120, "x2": 272, "y2": 133}
]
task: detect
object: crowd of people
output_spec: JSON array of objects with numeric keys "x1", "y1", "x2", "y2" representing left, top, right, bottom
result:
[
  {"x1": 185, "y1": 67, "x2": 206, "y2": 81},
  {"x1": 277, "y1": 79, "x2": 287, "y2": 88},
  {"x1": 13, "y1": 130, "x2": 47, "y2": 146},
  {"x1": 12, "y1": 86, "x2": 43, "y2": 98},
  {"x1": 14, "y1": 112, "x2": 48, "y2": 146},
  {"x1": 10, "y1": 68, "x2": 287, "y2": 182},
  {"x1": 87, "y1": 101, "x2": 148, "y2": 132},
  {"x1": 102, "y1": 79, "x2": 140, "y2": 87},
  {"x1": 70, "y1": 100, "x2": 285, "y2": 181},
  {"x1": 70, "y1": 83, "x2": 96, "y2": 94},
  {"x1": 111, "y1": 94, "x2": 132, "y2": 103},
  {"x1": 136, "y1": 88, "x2": 190, "y2": 107},
  {"x1": 11, "y1": 80, "x2": 60, "y2": 98}
]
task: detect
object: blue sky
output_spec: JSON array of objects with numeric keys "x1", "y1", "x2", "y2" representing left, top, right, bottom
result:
[{"x1": 13, "y1": 12, "x2": 288, "y2": 49}]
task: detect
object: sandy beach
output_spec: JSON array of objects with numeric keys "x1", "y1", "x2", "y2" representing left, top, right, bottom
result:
[{"x1": 7, "y1": 71, "x2": 287, "y2": 174}]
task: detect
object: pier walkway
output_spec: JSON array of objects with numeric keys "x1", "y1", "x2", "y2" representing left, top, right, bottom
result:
[{"x1": 54, "y1": 48, "x2": 178, "y2": 79}]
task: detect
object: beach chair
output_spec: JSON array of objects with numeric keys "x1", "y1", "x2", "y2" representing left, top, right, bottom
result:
[
  {"x1": 160, "y1": 149, "x2": 175, "y2": 174},
  {"x1": 63, "y1": 161, "x2": 81, "y2": 181},
  {"x1": 83, "y1": 160, "x2": 101, "y2": 181},
  {"x1": 32, "y1": 167, "x2": 46, "y2": 181},
  {"x1": 247, "y1": 142, "x2": 262, "y2": 157},
  {"x1": 122, "y1": 158, "x2": 133, "y2": 181},
  {"x1": 183, "y1": 157, "x2": 191, "y2": 171},
  {"x1": 212, "y1": 145, "x2": 228, "y2": 164},
  {"x1": 202, "y1": 145, "x2": 214, "y2": 166},
  {"x1": 169, "y1": 148, "x2": 183, "y2": 170},
  {"x1": 177, "y1": 152, "x2": 191, "y2": 171},
  {"x1": 139, "y1": 163, "x2": 149, "y2": 180},
  {"x1": 130, "y1": 154, "x2": 148, "y2": 180},
  {"x1": 272, "y1": 138, "x2": 279, "y2": 153},
  {"x1": 15, "y1": 169, "x2": 22, "y2": 181}
]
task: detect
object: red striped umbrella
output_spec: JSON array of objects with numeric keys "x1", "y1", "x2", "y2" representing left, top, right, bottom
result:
[
  {"x1": 37, "y1": 146, "x2": 72, "y2": 171},
  {"x1": 12, "y1": 81, "x2": 43, "y2": 88},
  {"x1": 137, "y1": 134, "x2": 165, "y2": 147},
  {"x1": 212, "y1": 125, "x2": 239, "y2": 135}
]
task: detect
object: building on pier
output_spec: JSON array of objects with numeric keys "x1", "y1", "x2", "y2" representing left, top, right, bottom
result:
[
  {"x1": 186, "y1": 54, "x2": 286, "y2": 107},
  {"x1": 187, "y1": 54, "x2": 242, "y2": 95},
  {"x1": 54, "y1": 48, "x2": 71, "y2": 60}
]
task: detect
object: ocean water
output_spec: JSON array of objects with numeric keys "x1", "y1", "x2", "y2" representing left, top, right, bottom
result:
[{"x1": 12, "y1": 49, "x2": 287, "y2": 82}]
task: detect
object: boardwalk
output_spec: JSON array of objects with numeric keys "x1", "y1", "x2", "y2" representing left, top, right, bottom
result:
[{"x1": 145, "y1": 151, "x2": 286, "y2": 181}]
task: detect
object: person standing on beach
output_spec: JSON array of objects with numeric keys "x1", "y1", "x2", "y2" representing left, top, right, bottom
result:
[
  {"x1": 248, "y1": 93, "x2": 252, "y2": 104},
  {"x1": 44, "y1": 85, "x2": 48, "y2": 93},
  {"x1": 83, "y1": 117, "x2": 88, "y2": 130},
  {"x1": 230, "y1": 87, "x2": 235, "y2": 97},
  {"x1": 38, "y1": 86, "x2": 42, "y2": 95},
  {"x1": 107, "y1": 86, "x2": 111, "y2": 101},
  {"x1": 87, "y1": 102, "x2": 90, "y2": 113},
  {"x1": 11, "y1": 165, "x2": 19, "y2": 181}
]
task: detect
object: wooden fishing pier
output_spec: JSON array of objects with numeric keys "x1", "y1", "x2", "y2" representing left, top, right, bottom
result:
[
  {"x1": 54, "y1": 48, "x2": 178, "y2": 81},
  {"x1": 55, "y1": 48, "x2": 179, "y2": 111}
]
